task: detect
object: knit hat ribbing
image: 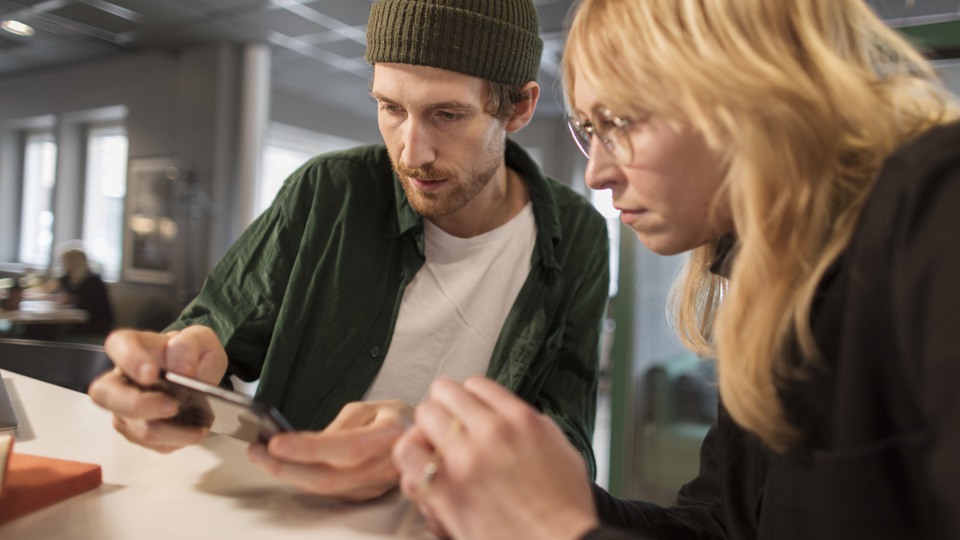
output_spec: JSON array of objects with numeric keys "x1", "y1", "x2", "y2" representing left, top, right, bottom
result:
[{"x1": 365, "y1": 0, "x2": 544, "y2": 86}]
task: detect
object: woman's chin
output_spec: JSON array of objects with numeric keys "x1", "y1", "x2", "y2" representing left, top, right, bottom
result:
[
  {"x1": 633, "y1": 232, "x2": 709, "y2": 257},
  {"x1": 634, "y1": 233, "x2": 681, "y2": 256}
]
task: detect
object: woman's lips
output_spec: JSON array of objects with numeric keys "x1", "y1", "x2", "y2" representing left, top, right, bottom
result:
[{"x1": 616, "y1": 207, "x2": 647, "y2": 226}]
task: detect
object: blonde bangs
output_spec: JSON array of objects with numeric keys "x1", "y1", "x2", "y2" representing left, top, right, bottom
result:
[
  {"x1": 563, "y1": 0, "x2": 707, "y2": 125},
  {"x1": 563, "y1": 0, "x2": 651, "y2": 117}
]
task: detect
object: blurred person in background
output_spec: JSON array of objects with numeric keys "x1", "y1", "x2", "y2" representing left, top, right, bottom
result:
[{"x1": 38, "y1": 246, "x2": 115, "y2": 337}]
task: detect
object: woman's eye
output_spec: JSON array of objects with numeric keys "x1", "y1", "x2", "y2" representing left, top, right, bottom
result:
[{"x1": 597, "y1": 119, "x2": 619, "y2": 132}]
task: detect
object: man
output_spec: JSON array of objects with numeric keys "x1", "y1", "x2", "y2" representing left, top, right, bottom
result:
[{"x1": 89, "y1": 0, "x2": 609, "y2": 502}]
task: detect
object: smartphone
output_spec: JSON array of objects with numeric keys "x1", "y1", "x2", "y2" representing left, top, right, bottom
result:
[
  {"x1": 151, "y1": 371, "x2": 293, "y2": 444},
  {"x1": 0, "y1": 380, "x2": 17, "y2": 435}
]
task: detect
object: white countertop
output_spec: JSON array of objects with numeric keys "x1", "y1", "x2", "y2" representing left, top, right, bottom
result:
[{"x1": 0, "y1": 370, "x2": 431, "y2": 540}]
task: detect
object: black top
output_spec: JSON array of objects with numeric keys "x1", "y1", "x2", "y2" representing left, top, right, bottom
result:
[
  {"x1": 61, "y1": 274, "x2": 114, "y2": 335},
  {"x1": 584, "y1": 121, "x2": 960, "y2": 539}
]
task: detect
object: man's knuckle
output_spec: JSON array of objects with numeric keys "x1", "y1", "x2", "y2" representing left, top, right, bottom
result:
[{"x1": 342, "y1": 402, "x2": 364, "y2": 416}]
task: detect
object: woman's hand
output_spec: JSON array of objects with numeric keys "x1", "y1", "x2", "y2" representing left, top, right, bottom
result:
[{"x1": 393, "y1": 377, "x2": 599, "y2": 540}]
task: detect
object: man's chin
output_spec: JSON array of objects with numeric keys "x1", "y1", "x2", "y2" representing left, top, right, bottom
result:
[
  {"x1": 401, "y1": 184, "x2": 441, "y2": 216},
  {"x1": 408, "y1": 198, "x2": 451, "y2": 219},
  {"x1": 397, "y1": 174, "x2": 478, "y2": 219}
]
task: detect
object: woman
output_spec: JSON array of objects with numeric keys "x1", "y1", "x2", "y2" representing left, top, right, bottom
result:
[
  {"x1": 50, "y1": 247, "x2": 114, "y2": 335},
  {"x1": 391, "y1": 0, "x2": 960, "y2": 538}
]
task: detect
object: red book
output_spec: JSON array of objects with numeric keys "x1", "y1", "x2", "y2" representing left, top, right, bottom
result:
[{"x1": 0, "y1": 436, "x2": 102, "y2": 524}]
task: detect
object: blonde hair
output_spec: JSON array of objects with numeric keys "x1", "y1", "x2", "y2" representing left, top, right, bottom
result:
[
  {"x1": 563, "y1": 0, "x2": 960, "y2": 450},
  {"x1": 60, "y1": 248, "x2": 91, "y2": 284}
]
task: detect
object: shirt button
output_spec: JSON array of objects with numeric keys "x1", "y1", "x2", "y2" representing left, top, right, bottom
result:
[{"x1": 370, "y1": 346, "x2": 380, "y2": 358}]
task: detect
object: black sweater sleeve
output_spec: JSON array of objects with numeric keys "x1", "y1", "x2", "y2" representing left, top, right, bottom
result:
[{"x1": 581, "y1": 405, "x2": 767, "y2": 540}]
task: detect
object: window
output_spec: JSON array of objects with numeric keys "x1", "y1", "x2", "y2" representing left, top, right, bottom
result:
[
  {"x1": 19, "y1": 131, "x2": 57, "y2": 268},
  {"x1": 259, "y1": 144, "x2": 314, "y2": 214},
  {"x1": 257, "y1": 123, "x2": 360, "y2": 215},
  {"x1": 932, "y1": 59, "x2": 960, "y2": 97},
  {"x1": 82, "y1": 125, "x2": 128, "y2": 281},
  {"x1": 5, "y1": 112, "x2": 128, "y2": 280},
  {"x1": 591, "y1": 188, "x2": 621, "y2": 297}
]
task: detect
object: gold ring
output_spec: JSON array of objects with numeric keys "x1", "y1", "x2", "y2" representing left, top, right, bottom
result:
[{"x1": 441, "y1": 418, "x2": 463, "y2": 446}]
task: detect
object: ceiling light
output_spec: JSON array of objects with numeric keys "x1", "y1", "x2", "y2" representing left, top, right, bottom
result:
[{"x1": 1, "y1": 20, "x2": 35, "y2": 37}]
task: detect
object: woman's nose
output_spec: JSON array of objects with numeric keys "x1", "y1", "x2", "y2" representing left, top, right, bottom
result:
[{"x1": 584, "y1": 143, "x2": 623, "y2": 192}]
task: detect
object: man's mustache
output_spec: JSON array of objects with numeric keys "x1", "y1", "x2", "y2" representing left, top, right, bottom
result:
[{"x1": 394, "y1": 163, "x2": 456, "y2": 182}]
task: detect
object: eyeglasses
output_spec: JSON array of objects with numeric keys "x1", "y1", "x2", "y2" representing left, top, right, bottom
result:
[{"x1": 566, "y1": 107, "x2": 635, "y2": 165}]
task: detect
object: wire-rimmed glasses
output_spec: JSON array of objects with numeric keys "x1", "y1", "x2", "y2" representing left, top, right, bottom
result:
[{"x1": 566, "y1": 107, "x2": 635, "y2": 165}]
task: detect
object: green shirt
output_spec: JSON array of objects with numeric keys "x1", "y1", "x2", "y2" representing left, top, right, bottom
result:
[{"x1": 172, "y1": 139, "x2": 610, "y2": 476}]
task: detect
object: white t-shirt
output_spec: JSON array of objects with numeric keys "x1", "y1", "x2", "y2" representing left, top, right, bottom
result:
[{"x1": 363, "y1": 202, "x2": 536, "y2": 405}]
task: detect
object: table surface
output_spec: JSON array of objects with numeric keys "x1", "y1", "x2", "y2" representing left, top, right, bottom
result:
[
  {"x1": 0, "y1": 300, "x2": 88, "y2": 324},
  {"x1": 0, "y1": 371, "x2": 431, "y2": 540}
]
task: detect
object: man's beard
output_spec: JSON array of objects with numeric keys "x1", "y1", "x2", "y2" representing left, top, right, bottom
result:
[{"x1": 393, "y1": 160, "x2": 499, "y2": 219}]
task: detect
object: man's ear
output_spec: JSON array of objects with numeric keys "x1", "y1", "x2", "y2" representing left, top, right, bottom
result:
[{"x1": 505, "y1": 81, "x2": 540, "y2": 133}]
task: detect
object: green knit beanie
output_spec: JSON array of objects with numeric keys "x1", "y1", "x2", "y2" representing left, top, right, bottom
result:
[{"x1": 365, "y1": 0, "x2": 544, "y2": 86}]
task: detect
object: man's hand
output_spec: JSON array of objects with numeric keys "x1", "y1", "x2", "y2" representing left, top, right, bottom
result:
[
  {"x1": 88, "y1": 326, "x2": 229, "y2": 453},
  {"x1": 247, "y1": 400, "x2": 413, "y2": 501}
]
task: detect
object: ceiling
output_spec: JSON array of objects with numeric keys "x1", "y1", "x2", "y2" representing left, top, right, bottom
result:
[
  {"x1": 1, "y1": 0, "x2": 958, "y2": 120},
  {"x1": 0, "y1": 0, "x2": 578, "y2": 119}
]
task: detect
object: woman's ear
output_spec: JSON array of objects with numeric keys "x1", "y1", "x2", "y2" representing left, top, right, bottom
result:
[{"x1": 505, "y1": 81, "x2": 541, "y2": 133}]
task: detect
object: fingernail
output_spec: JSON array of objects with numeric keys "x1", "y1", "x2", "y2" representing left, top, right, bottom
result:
[
  {"x1": 248, "y1": 444, "x2": 265, "y2": 464},
  {"x1": 161, "y1": 401, "x2": 178, "y2": 417},
  {"x1": 166, "y1": 358, "x2": 186, "y2": 374},
  {"x1": 138, "y1": 363, "x2": 154, "y2": 382},
  {"x1": 269, "y1": 437, "x2": 290, "y2": 456}
]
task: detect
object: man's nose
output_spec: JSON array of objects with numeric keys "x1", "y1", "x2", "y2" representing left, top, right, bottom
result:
[{"x1": 400, "y1": 118, "x2": 436, "y2": 170}]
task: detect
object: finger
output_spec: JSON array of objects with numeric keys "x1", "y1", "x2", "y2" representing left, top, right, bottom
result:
[
  {"x1": 392, "y1": 426, "x2": 439, "y2": 498},
  {"x1": 326, "y1": 402, "x2": 379, "y2": 430},
  {"x1": 89, "y1": 368, "x2": 180, "y2": 420},
  {"x1": 249, "y1": 443, "x2": 399, "y2": 500},
  {"x1": 461, "y1": 376, "x2": 533, "y2": 418},
  {"x1": 426, "y1": 378, "x2": 497, "y2": 429},
  {"x1": 413, "y1": 400, "x2": 465, "y2": 453},
  {"x1": 423, "y1": 508, "x2": 452, "y2": 540},
  {"x1": 374, "y1": 401, "x2": 415, "y2": 427},
  {"x1": 113, "y1": 415, "x2": 208, "y2": 452},
  {"x1": 267, "y1": 419, "x2": 405, "y2": 467},
  {"x1": 164, "y1": 326, "x2": 226, "y2": 382},
  {"x1": 417, "y1": 479, "x2": 460, "y2": 540},
  {"x1": 371, "y1": 405, "x2": 414, "y2": 432},
  {"x1": 103, "y1": 329, "x2": 171, "y2": 385},
  {"x1": 462, "y1": 377, "x2": 566, "y2": 446},
  {"x1": 327, "y1": 400, "x2": 414, "y2": 431}
]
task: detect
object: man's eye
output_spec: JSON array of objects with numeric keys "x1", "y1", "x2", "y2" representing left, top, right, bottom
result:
[
  {"x1": 437, "y1": 111, "x2": 467, "y2": 121},
  {"x1": 380, "y1": 103, "x2": 403, "y2": 114}
]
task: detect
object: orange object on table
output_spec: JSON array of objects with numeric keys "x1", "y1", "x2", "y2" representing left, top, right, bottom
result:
[{"x1": 0, "y1": 436, "x2": 102, "y2": 524}]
